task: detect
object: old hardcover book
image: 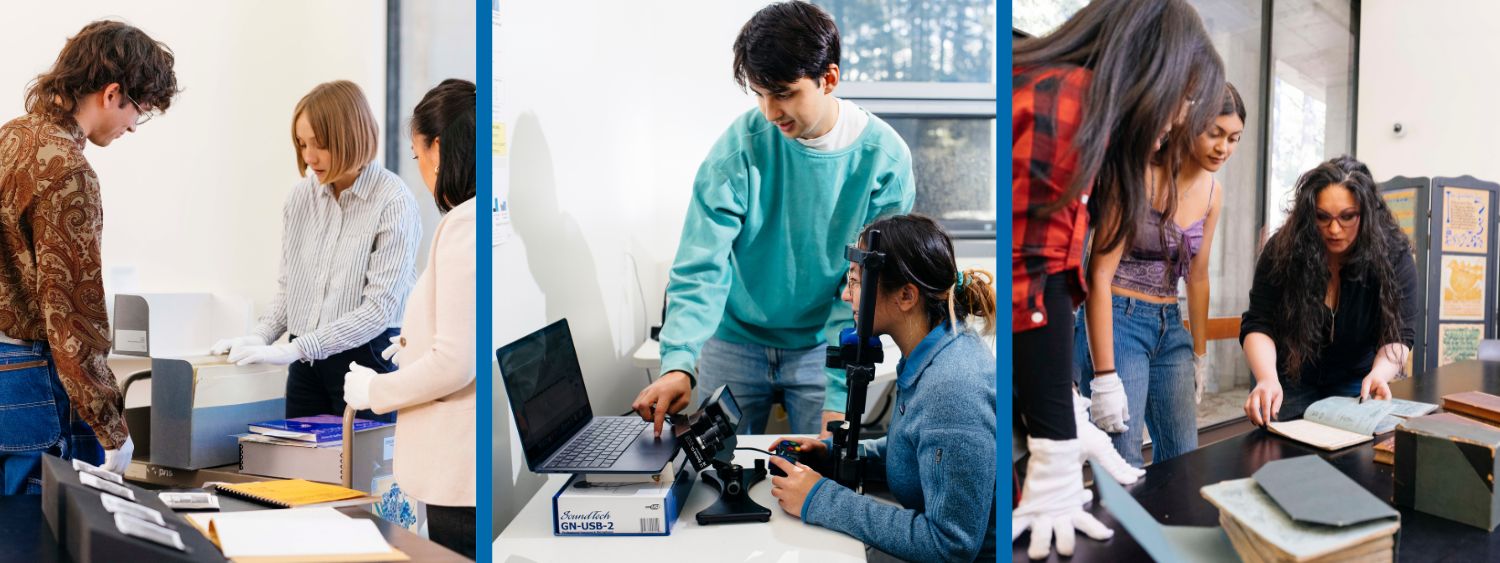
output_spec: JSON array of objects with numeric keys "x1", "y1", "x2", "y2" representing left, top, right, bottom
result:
[
  {"x1": 1442, "y1": 391, "x2": 1500, "y2": 425},
  {"x1": 1374, "y1": 437, "x2": 1395, "y2": 465}
]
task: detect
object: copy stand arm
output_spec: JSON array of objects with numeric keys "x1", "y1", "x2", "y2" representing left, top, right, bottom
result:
[{"x1": 826, "y1": 230, "x2": 886, "y2": 491}]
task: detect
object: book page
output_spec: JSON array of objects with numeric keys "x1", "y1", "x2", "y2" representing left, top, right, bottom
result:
[
  {"x1": 217, "y1": 519, "x2": 392, "y2": 558},
  {"x1": 1267, "y1": 419, "x2": 1373, "y2": 450},
  {"x1": 1201, "y1": 478, "x2": 1398, "y2": 561},
  {"x1": 1388, "y1": 398, "x2": 1439, "y2": 418},
  {"x1": 1302, "y1": 397, "x2": 1396, "y2": 435}
]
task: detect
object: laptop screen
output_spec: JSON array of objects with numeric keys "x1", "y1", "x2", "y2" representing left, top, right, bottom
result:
[{"x1": 496, "y1": 319, "x2": 593, "y2": 469}]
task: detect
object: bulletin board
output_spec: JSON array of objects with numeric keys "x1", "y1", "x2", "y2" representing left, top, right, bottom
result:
[{"x1": 1427, "y1": 176, "x2": 1500, "y2": 369}]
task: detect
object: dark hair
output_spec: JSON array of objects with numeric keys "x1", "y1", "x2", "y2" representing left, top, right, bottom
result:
[
  {"x1": 1221, "y1": 82, "x2": 1246, "y2": 123},
  {"x1": 1014, "y1": 0, "x2": 1225, "y2": 253},
  {"x1": 858, "y1": 214, "x2": 996, "y2": 336},
  {"x1": 411, "y1": 79, "x2": 476, "y2": 213},
  {"x1": 1259, "y1": 156, "x2": 1410, "y2": 380},
  {"x1": 732, "y1": 1, "x2": 840, "y2": 92},
  {"x1": 26, "y1": 20, "x2": 179, "y2": 118}
]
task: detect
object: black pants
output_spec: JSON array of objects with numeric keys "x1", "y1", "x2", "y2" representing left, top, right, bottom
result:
[
  {"x1": 1013, "y1": 274, "x2": 1079, "y2": 440},
  {"x1": 285, "y1": 328, "x2": 399, "y2": 423},
  {"x1": 427, "y1": 504, "x2": 476, "y2": 560}
]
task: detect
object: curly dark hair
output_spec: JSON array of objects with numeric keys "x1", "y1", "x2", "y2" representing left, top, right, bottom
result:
[
  {"x1": 25, "y1": 20, "x2": 179, "y2": 118},
  {"x1": 1260, "y1": 156, "x2": 1409, "y2": 380}
]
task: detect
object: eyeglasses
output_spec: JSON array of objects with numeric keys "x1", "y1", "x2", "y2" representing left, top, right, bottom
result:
[
  {"x1": 123, "y1": 91, "x2": 158, "y2": 127},
  {"x1": 1315, "y1": 210, "x2": 1361, "y2": 229}
]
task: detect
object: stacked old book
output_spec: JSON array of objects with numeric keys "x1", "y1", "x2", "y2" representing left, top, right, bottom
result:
[{"x1": 1201, "y1": 456, "x2": 1399, "y2": 562}]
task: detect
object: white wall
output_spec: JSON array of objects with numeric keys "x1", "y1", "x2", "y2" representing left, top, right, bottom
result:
[
  {"x1": 0, "y1": 2, "x2": 471, "y2": 329},
  {"x1": 399, "y1": 1, "x2": 478, "y2": 251},
  {"x1": 1357, "y1": 1, "x2": 1500, "y2": 181},
  {"x1": 0, "y1": 3, "x2": 383, "y2": 311},
  {"x1": 493, "y1": 0, "x2": 781, "y2": 535}
]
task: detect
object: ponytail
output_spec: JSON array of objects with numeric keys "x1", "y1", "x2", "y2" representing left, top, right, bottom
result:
[{"x1": 948, "y1": 268, "x2": 997, "y2": 336}]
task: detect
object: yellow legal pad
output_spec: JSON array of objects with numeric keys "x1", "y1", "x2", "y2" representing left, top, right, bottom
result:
[{"x1": 214, "y1": 479, "x2": 370, "y2": 508}]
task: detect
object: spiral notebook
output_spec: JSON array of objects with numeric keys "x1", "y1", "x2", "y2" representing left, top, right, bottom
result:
[{"x1": 214, "y1": 479, "x2": 374, "y2": 508}]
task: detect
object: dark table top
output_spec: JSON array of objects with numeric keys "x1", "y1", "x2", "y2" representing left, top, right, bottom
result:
[
  {"x1": 0, "y1": 488, "x2": 468, "y2": 562},
  {"x1": 1013, "y1": 360, "x2": 1500, "y2": 562}
]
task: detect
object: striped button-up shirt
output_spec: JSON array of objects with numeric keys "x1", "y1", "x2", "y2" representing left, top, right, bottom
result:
[{"x1": 253, "y1": 164, "x2": 421, "y2": 361}]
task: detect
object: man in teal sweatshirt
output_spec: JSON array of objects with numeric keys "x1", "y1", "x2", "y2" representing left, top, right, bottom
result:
[{"x1": 632, "y1": 1, "x2": 914, "y2": 437}]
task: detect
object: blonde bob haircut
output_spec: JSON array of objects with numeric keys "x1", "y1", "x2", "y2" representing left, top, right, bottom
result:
[{"x1": 291, "y1": 80, "x2": 379, "y2": 185}]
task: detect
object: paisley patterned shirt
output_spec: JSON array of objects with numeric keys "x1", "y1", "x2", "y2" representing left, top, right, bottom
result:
[{"x1": 0, "y1": 113, "x2": 126, "y2": 449}]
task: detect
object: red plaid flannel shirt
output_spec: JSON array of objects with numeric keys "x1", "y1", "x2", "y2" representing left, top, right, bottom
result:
[{"x1": 1013, "y1": 65, "x2": 1092, "y2": 332}]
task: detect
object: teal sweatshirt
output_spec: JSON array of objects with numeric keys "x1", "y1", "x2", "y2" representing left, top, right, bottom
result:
[{"x1": 660, "y1": 106, "x2": 915, "y2": 411}]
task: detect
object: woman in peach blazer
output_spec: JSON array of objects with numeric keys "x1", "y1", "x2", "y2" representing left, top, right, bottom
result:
[{"x1": 344, "y1": 79, "x2": 477, "y2": 559}]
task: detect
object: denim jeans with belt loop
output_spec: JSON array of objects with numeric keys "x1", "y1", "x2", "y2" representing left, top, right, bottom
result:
[
  {"x1": 0, "y1": 340, "x2": 104, "y2": 495},
  {"x1": 1075, "y1": 295, "x2": 1198, "y2": 467}
]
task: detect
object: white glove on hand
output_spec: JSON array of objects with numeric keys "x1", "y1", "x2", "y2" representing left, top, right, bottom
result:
[
  {"x1": 210, "y1": 334, "x2": 265, "y2": 356},
  {"x1": 1087, "y1": 373, "x2": 1130, "y2": 433},
  {"x1": 102, "y1": 436, "x2": 135, "y2": 474},
  {"x1": 380, "y1": 335, "x2": 402, "y2": 362},
  {"x1": 1073, "y1": 390, "x2": 1145, "y2": 484},
  {"x1": 229, "y1": 343, "x2": 303, "y2": 366},
  {"x1": 343, "y1": 362, "x2": 377, "y2": 411},
  {"x1": 1012, "y1": 437, "x2": 1113, "y2": 559},
  {"x1": 1193, "y1": 352, "x2": 1208, "y2": 405}
]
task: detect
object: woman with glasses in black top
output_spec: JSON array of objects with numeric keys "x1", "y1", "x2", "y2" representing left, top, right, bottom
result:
[{"x1": 1240, "y1": 156, "x2": 1419, "y2": 425}]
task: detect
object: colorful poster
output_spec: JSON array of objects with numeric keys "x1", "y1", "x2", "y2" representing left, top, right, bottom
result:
[
  {"x1": 1440, "y1": 255, "x2": 1488, "y2": 320},
  {"x1": 1442, "y1": 187, "x2": 1489, "y2": 253},
  {"x1": 1382, "y1": 188, "x2": 1418, "y2": 249},
  {"x1": 1438, "y1": 324, "x2": 1484, "y2": 366}
]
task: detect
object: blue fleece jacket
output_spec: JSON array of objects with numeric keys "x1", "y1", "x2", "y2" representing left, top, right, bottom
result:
[{"x1": 802, "y1": 323, "x2": 998, "y2": 562}]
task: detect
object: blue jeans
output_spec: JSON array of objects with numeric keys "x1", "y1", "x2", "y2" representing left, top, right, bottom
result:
[
  {"x1": 696, "y1": 337, "x2": 826, "y2": 435},
  {"x1": 1075, "y1": 296, "x2": 1198, "y2": 466},
  {"x1": 0, "y1": 341, "x2": 104, "y2": 495}
]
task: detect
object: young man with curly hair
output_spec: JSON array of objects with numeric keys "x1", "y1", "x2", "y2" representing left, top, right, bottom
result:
[{"x1": 0, "y1": 20, "x2": 178, "y2": 491}]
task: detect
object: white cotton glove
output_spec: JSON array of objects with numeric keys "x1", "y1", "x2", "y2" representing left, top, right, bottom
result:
[
  {"x1": 1087, "y1": 373, "x2": 1130, "y2": 433},
  {"x1": 1012, "y1": 437, "x2": 1114, "y2": 559},
  {"x1": 1074, "y1": 390, "x2": 1145, "y2": 484},
  {"x1": 343, "y1": 362, "x2": 377, "y2": 411},
  {"x1": 229, "y1": 342, "x2": 303, "y2": 366},
  {"x1": 1193, "y1": 352, "x2": 1208, "y2": 405},
  {"x1": 380, "y1": 335, "x2": 402, "y2": 362},
  {"x1": 210, "y1": 334, "x2": 266, "y2": 356},
  {"x1": 101, "y1": 436, "x2": 135, "y2": 474}
]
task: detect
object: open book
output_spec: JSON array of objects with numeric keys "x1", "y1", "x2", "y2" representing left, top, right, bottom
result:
[{"x1": 1267, "y1": 397, "x2": 1436, "y2": 451}]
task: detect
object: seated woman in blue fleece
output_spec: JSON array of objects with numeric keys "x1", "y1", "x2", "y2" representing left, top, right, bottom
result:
[{"x1": 768, "y1": 214, "x2": 998, "y2": 563}]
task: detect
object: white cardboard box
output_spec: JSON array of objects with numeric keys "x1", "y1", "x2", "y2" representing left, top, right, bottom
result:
[{"x1": 551, "y1": 457, "x2": 696, "y2": 536}]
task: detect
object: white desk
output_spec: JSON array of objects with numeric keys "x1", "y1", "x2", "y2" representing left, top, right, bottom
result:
[{"x1": 494, "y1": 435, "x2": 868, "y2": 562}]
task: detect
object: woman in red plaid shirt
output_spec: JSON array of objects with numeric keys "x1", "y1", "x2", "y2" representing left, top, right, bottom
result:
[{"x1": 1011, "y1": 0, "x2": 1226, "y2": 559}]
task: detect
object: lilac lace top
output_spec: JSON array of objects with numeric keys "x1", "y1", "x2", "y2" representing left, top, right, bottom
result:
[{"x1": 1112, "y1": 180, "x2": 1214, "y2": 297}]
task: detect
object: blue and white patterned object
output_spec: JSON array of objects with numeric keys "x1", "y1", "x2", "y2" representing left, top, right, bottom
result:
[{"x1": 371, "y1": 477, "x2": 424, "y2": 532}]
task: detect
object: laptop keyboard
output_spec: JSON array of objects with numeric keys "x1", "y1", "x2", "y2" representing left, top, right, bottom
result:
[{"x1": 547, "y1": 417, "x2": 649, "y2": 469}]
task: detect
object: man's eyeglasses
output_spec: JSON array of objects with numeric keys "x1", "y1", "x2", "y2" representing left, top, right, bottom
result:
[
  {"x1": 123, "y1": 91, "x2": 158, "y2": 127},
  {"x1": 1315, "y1": 210, "x2": 1361, "y2": 229}
]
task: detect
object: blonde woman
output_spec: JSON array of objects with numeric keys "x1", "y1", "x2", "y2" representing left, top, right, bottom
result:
[
  {"x1": 343, "y1": 79, "x2": 477, "y2": 558},
  {"x1": 211, "y1": 80, "x2": 420, "y2": 422}
]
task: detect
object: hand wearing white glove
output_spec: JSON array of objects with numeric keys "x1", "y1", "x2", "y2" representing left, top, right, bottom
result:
[
  {"x1": 1087, "y1": 372, "x2": 1130, "y2": 433},
  {"x1": 1193, "y1": 352, "x2": 1208, "y2": 405},
  {"x1": 101, "y1": 436, "x2": 135, "y2": 474},
  {"x1": 228, "y1": 343, "x2": 303, "y2": 366},
  {"x1": 343, "y1": 362, "x2": 377, "y2": 411},
  {"x1": 1012, "y1": 437, "x2": 1113, "y2": 559},
  {"x1": 380, "y1": 335, "x2": 402, "y2": 362},
  {"x1": 1073, "y1": 390, "x2": 1145, "y2": 483},
  {"x1": 210, "y1": 335, "x2": 265, "y2": 356}
]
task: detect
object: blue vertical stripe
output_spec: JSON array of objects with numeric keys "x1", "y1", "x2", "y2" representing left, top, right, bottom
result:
[
  {"x1": 477, "y1": 0, "x2": 495, "y2": 559},
  {"x1": 997, "y1": 0, "x2": 1013, "y2": 548}
]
